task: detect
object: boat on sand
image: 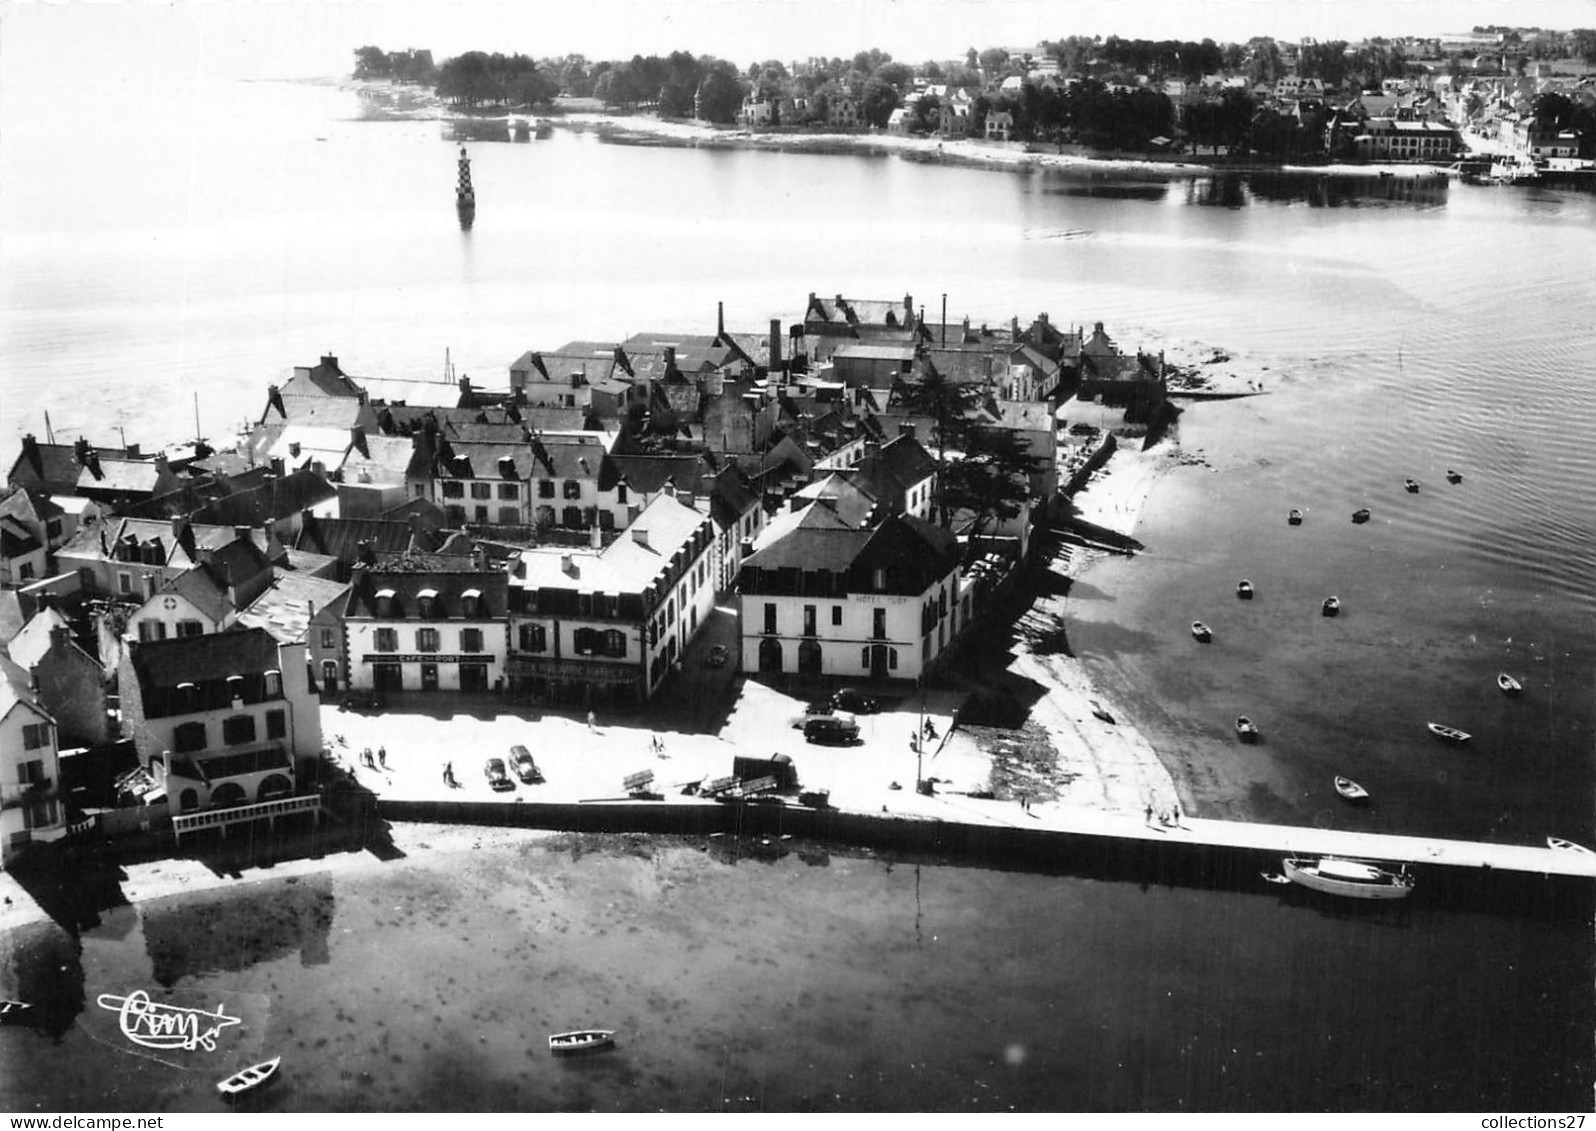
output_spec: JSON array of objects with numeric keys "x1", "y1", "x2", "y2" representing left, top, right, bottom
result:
[
  {"x1": 1427, "y1": 722, "x2": 1471, "y2": 744},
  {"x1": 1497, "y1": 673, "x2": 1522, "y2": 696},
  {"x1": 1235, "y1": 716, "x2": 1260, "y2": 742},
  {"x1": 1236, "y1": 579, "x2": 1254, "y2": 599},
  {"x1": 1322, "y1": 596, "x2": 1340, "y2": 617},
  {"x1": 550, "y1": 1030, "x2": 616, "y2": 1056},
  {"x1": 1190, "y1": 621, "x2": 1212, "y2": 642},
  {"x1": 1352, "y1": 508, "x2": 1371, "y2": 524}
]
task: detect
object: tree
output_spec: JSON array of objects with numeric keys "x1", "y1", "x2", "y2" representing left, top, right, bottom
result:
[
  {"x1": 697, "y1": 61, "x2": 744, "y2": 124},
  {"x1": 942, "y1": 427, "x2": 1046, "y2": 553},
  {"x1": 353, "y1": 46, "x2": 389, "y2": 80},
  {"x1": 859, "y1": 78, "x2": 899, "y2": 128}
]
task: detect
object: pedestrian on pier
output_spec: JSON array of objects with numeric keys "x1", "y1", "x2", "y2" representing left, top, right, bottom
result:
[
  {"x1": 377, "y1": 746, "x2": 388, "y2": 770},
  {"x1": 587, "y1": 710, "x2": 597, "y2": 732},
  {"x1": 1144, "y1": 803, "x2": 1154, "y2": 826},
  {"x1": 1171, "y1": 804, "x2": 1181, "y2": 827}
]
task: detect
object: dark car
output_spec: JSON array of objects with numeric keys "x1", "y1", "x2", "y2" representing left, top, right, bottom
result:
[
  {"x1": 509, "y1": 745, "x2": 542, "y2": 785},
  {"x1": 803, "y1": 716, "x2": 860, "y2": 746},
  {"x1": 831, "y1": 688, "x2": 878, "y2": 714},
  {"x1": 704, "y1": 644, "x2": 729, "y2": 668},
  {"x1": 483, "y1": 757, "x2": 515, "y2": 792}
]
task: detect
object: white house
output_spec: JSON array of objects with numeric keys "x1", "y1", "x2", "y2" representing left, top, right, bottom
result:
[{"x1": 0, "y1": 656, "x2": 66, "y2": 864}]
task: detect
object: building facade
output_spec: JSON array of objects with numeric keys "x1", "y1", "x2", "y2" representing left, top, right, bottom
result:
[{"x1": 342, "y1": 567, "x2": 511, "y2": 695}]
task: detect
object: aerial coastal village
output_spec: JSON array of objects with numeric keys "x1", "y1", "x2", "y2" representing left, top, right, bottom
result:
[{"x1": 0, "y1": 290, "x2": 1179, "y2": 880}]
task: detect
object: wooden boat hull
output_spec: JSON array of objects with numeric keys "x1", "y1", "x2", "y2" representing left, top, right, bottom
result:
[
  {"x1": 1322, "y1": 598, "x2": 1340, "y2": 617},
  {"x1": 1190, "y1": 622, "x2": 1212, "y2": 642},
  {"x1": 1235, "y1": 718, "x2": 1259, "y2": 743},
  {"x1": 1427, "y1": 723, "x2": 1470, "y2": 744},
  {"x1": 1351, "y1": 509, "x2": 1370, "y2": 524},
  {"x1": 0, "y1": 1000, "x2": 33, "y2": 1024},
  {"x1": 1547, "y1": 837, "x2": 1593, "y2": 854},
  {"x1": 550, "y1": 1030, "x2": 616, "y2": 1056},
  {"x1": 1334, "y1": 777, "x2": 1369, "y2": 802},
  {"x1": 217, "y1": 1056, "x2": 280, "y2": 1097},
  {"x1": 1497, "y1": 674, "x2": 1522, "y2": 696},
  {"x1": 1236, "y1": 581, "x2": 1253, "y2": 599},
  {"x1": 1283, "y1": 857, "x2": 1413, "y2": 900},
  {"x1": 1288, "y1": 510, "x2": 1303, "y2": 525}
]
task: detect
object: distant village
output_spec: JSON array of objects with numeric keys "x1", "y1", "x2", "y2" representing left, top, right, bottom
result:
[
  {"x1": 0, "y1": 292, "x2": 1173, "y2": 864},
  {"x1": 377, "y1": 26, "x2": 1596, "y2": 173}
]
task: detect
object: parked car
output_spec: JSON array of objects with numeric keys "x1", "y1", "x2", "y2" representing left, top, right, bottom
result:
[
  {"x1": 705, "y1": 644, "x2": 729, "y2": 668},
  {"x1": 483, "y1": 757, "x2": 515, "y2": 792},
  {"x1": 803, "y1": 716, "x2": 860, "y2": 746},
  {"x1": 509, "y1": 745, "x2": 542, "y2": 785},
  {"x1": 831, "y1": 688, "x2": 879, "y2": 714}
]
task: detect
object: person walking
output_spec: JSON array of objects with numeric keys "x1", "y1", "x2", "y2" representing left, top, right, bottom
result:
[
  {"x1": 377, "y1": 746, "x2": 387, "y2": 770},
  {"x1": 587, "y1": 710, "x2": 597, "y2": 732}
]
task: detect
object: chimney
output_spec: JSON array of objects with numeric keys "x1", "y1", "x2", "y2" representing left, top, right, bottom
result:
[
  {"x1": 664, "y1": 346, "x2": 677, "y2": 371},
  {"x1": 661, "y1": 481, "x2": 675, "y2": 498},
  {"x1": 590, "y1": 524, "x2": 602, "y2": 549},
  {"x1": 472, "y1": 544, "x2": 488, "y2": 570},
  {"x1": 20, "y1": 434, "x2": 40, "y2": 473},
  {"x1": 717, "y1": 301, "x2": 725, "y2": 338},
  {"x1": 561, "y1": 553, "x2": 577, "y2": 576},
  {"x1": 898, "y1": 422, "x2": 916, "y2": 440},
  {"x1": 358, "y1": 539, "x2": 376, "y2": 566},
  {"x1": 270, "y1": 456, "x2": 286, "y2": 477},
  {"x1": 50, "y1": 625, "x2": 72, "y2": 652},
  {"x1": 769, "y1": 318, "x2": 783, "y2": 373},
  {"x1": 125, "y1": 442, "x2": 141, "y2": 458},
  {"x1": 267, "y1": 384, "x2": 286, "y2": 418},
  {"x1": 631, "y1": 527, "x2": 650, "y2": 549},
  {"x1": 1011, "y1": 316, "x2": 1021, "y2": 338},
  {"x1": 289, "y1": 441, "x2": 301, "y2": 458}
]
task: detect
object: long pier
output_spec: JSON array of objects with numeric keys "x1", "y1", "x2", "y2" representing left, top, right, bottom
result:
[{"x1": 372, "y1": 789, "x2": 1596, "y2": 882}]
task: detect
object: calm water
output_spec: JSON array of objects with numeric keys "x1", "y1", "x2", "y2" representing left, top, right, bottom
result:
[{"x1": 2, "y1": 74, "x2": 1593, "y2": 1111}]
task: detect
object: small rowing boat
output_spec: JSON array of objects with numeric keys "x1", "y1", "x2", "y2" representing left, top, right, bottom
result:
[
  {"x1": 1334, "y1": 776, "x2": 1369, "y2": 803},
  {"x1": 217, "y1": 1057, "x2": 280, "y2": 1098},
  {"x1": 1288, "y1": 508, "x2": 1304, "y2": 525},
  {"x1": 1446, "y1": 469, "x2": 1463, "y2": 484},
  {"x1": 1351, "y1": 508, "x2": 1371, "y2": 524},
  {"x1": 1322, "y1": 596, "x2": 1340, "y2": 617},
  {"x1": 1427, "y1": 722, "x2": 1471, "y2": 744},
  {"x1": 1547, "y1": 837, "x2": 1593, "y2": 854},
  {"x1": 1497, "y1": 673, "x2": 1522, "y2": 696},
  {"x1": 1404, "y1": 478, "x2": 1420, "y2": 493},
  {"x1": 1260, "y1": 871, "x2": 1291, "y2": 885},
  {"x1": 1190, "y1": 621, "x2": 1212, "y2": 643},
  {"x1": 550, "y1": 1029, "x2": 616, "y2": 1056},
  {"x1": 0, "y1": 1000, "x2": 33, "y2": 1024},
  {"x1": 1235, "y1": 716, "x2": 1260, "y2": 742},
  {"x1": 1236, "y1": 579, "x2": 1254, "y2": 599}
]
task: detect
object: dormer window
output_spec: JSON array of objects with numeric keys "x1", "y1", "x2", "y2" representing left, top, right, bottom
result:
[
  {"x1": 177, "y1": 681, "x2": 199, "y2": 712},
  {"x1": 263, "y1": 670, "x2": 282, "y2": 698},
  {"x1": 226, "y1": 675, "x2": 244, "y2": 703},
  {"x1": 461, "y1": 588, "x2": 482, "y2": 618},
  {"x1": 375, "y1": 588, "x2": 396, "y2": 618},
  {"x1": 417, "y1": 588, "x2": 439, "y2": 618}
]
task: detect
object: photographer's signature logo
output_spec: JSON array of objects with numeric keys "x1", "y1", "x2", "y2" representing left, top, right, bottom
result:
[{"x1": 96, "y1": 990, "x2": 241, "y2": 1052}]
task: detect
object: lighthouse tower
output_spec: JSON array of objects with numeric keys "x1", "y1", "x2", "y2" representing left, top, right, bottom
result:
[{"x1": 456, "y1": 146, "x2": 475, "y2": 207}]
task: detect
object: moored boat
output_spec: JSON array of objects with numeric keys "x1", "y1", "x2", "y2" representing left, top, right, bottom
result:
[
  {"x1": 1427, "y1": 722, "x2": 1471, "y2": 744},
  {"x1": 1351, "y1": 508, "x2": 1371, "y2": 524},
  {"x1": 1282, "y1": 857, "x2": 1414, "y2": 900},
  {"x1": 0, "y1": 1000, "x2": 33, "y2": 1024},
  {"x1": 1322, "y1": 596, "x2": 1340, "y2": 617},
  {"x1": 1404, "y1": 478, "x2": 1420, "y2": 493},
  {"x1": 1235, "y1": 716, "x2": 1259, "y2": 742},
  {"x1": 1334, "y1": 776, "x2": 1369, "y2": 802},
  {"x1": 550, "y1": 1029, "x2": 616, "y2": 1056},
  {"x1": 1260, "y1": 871, "x2": 1291, "y2": 885},
  {"x1": 217, "y1": 1057, "x2": 281, "y2": 1098},
  {"x1": 1547, "y1": 837, "x2": 1594, "y2": 855},
  {"x1": 1288, "y1": 508, "x2": 1303, "y2": 525},
  {"x1": 1497, "y1": 672, "x2": 1522, "y2": 696},
  {"x1": 1445, "y1": 469, "x2": 1463, "y2": 484},
  {"x1": 1236, "y1": 579, "x2": 1254, "y2": 599},
  {"x1": 1190, "y1": 621, "x2": 1212, "y2": 642}
]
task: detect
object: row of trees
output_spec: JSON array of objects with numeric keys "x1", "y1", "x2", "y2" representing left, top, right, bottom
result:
[
  {"x1": 434, "y1": 52, "x2": 559, "y2": 110},
  {"x1": 353, "y1": 46, "x2": 436, "y2": 84}
]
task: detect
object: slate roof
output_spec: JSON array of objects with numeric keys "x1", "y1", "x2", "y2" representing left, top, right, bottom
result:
[
  {"x1": 8, "y1": 438, "x2": 138, "y2": 496},
  {"x1": 514, "y1": 495, "x2": 708, "y2": 594},
  {"x1": 152, "y1": 566, "x2": 234, "y2": 625},
  {"x1": 237, "y1": 574, "x2": 353, "y2": 643},
  {"x1": 345, "y1": 567, "x2": 509, "y2": 620},
  {"x1": 742, "y1": 505, "x2": 873, "y2": 572},
  {"x1": 598, "y1": 453, "x2": 712, "y2": 494},
  {"x1": 283, "y1": 356, "x2": 365, "y2": 399},
  {"x1": 295, "y1": 514, "x2": 437, "y2": 563},
  {"x1": 128, "y1": 627, "x2": 283, "y2": 691},
  {"x1": 528, "y1": 434, "x2": 608, "y2": 480},
  {"x1": 805, "y1": 294, "x2": 916, "y2": 328},
  {"x1": 6, "y1": 607, "x2": 74, "y2": 671},
  {"x1": 187, "y1": 470, "x2": 338, "y2": 527}
]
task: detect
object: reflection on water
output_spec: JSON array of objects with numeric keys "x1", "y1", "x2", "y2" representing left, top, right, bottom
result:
[{"x1": 139, "y1": 875, "x2": 333, "y2": 987}]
